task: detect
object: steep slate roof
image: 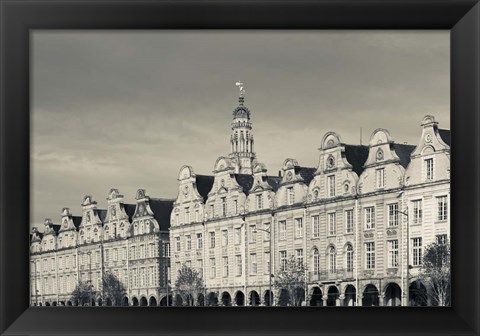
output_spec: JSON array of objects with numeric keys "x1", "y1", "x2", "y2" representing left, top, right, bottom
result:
[
  {"x1": 72, "y1": 216, "x2": 82, "y2": 230},
  {"x1": 123, "y1": 204, "x2": 136, "y2": 222},
  {"x1": 392, "y1": 143, "x2": 416, "y2": 169},
  {"x1": 235, "y1": 174, "x2": 254, "y2": 196},
  {"x1": 266, "y1": 176, "x2": 282, "y2": 191},
  {"x1": 344, "y1": 145, "x2": 369, "y2": 176},
  {"x1": 195, "y1": 175, "x2": 215, "y2": 200},
  {"x1": 297, "y1": 167, "x2": 316, "y2": 185},
  {"x1": 149, "y1": 198, "x2": 175, "y2": 231},
  {"x1": 51, "y1": 224, "x2": 61, "y2": 235},
  {"x1": 439, "y1": 129, "x2": 451, "y2": 146},
  {"x1": 96, "y1": 209, "x2": 108, "y2": 223}
]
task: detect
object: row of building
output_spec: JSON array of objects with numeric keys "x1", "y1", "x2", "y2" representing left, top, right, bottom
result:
[{"x1": 30, "y1": 90, "x2": 450, "y2": 307}]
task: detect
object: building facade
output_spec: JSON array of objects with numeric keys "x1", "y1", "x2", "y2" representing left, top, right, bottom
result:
[
  {"x1": 169, "y1": 93, "x2": 450, "y2": 306},
  {"x1": 30, "y1": 90, "x2": 450, "y2": 307},
  {"x1": 30, "y1": 190, "x2": 173, "y2": 306}
]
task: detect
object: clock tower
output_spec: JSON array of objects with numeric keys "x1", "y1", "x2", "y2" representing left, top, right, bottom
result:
[{"x1": 229, "y1": 82, "x2": 257, "y2": 174}]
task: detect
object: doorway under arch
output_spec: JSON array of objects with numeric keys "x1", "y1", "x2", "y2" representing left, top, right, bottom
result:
[
  {"x1": 327, "y1": 286, "x2": 339, "y2": 306},
  {"x1": 149, "y1": 296, "x2": 158, "y2": 307},
  {"x1": 344, "y1": 285, "x2": 356, "y2": 306},
  {"x1": 132, "y1": 297, "x2": 139, "y2": 306},
  {"x1": 362, "y1": 284, "x2": 379, "y2": 306},
  {"x1": 235, "y1": 291, "x2": 245, "y2": 306},
  {"x1": 384, "y1": 283, "x2": 402, "y2": 306},
  {"x1": 221, "y1": 292, "x2": 232, "y2": 306},
  {"x1": 264, "y1": 290, "x2": 273, "y2": 307},
  {"x1": 310, "y1": 287, "x2": 323, "y2": 306}
]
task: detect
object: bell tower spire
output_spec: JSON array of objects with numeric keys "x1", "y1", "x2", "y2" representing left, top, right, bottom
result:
[{"x1": 229, "y1": 81, "x2": 256, "y2": 174}]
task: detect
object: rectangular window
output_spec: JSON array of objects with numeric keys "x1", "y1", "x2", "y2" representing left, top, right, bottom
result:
[
  {"x1": 328, "y1": 175, "x2": 335, "y2": 197},
  {"x1": 223, "y1": 256, "x2": 229, "y2": 277},
  {"x1": 412, "y1": 200, "x2": 423, "y2": 224},
  {"x1": 345, "y1": 210, "x2": 354, "y2": 233},
  {"x1": 388, "y1": 240, "x2": 399, "y2": 268},
  {"x1": 197, "y1": 233, "x2": 203, "y2": 249},
  {"x1": 388, "y1": 203, "x2": 399, "y2": 227},
  {"x1": 412, "y1": 238, "x2": 422, "y2": 266},
  {"x1": 235, "y1": 228, "x2": 241, "y2": 245},
  {"x1": 312, "y1": 215, "x2": 320, "y2": 238},
  {"x1": 210, "y1": 204, "x2": 214, "y2": 218},
  {"x1": 233, "y1": 200, "x2": 238, "y2": 215},
  {"x1": 279, "y1": 220, "x2": 287, "y2": 240},
  {"x1": 287, "y1": 187, "x2": 294, "y2": 205},
  {"x1": 209, "y1": 231, "x2": 216, "y2": 248},
  {"x1": 295, "y1": 249, "x2": 304, "y2": 266},
  {"x1": 365, "y1": 242, "x2": 375, "y2": 269},
  {"x1": 186, "y1": 235, "x2": 192, "y2": 251},
  {"x1": 210, "y1": 258, "x2": 216, "y2": 278},
  {"x1": 265, "y1": 252, "x2": 271, "y2": 275},
  {"x1": 236, "y1": 255, "x2": 242, "y2": 276},
  {"x1": 365, "y1": 207, "x2": 375, "y2": 230},
  {"x1": 436, "y1": 234, "x2": 447, "y2": 245},
  {"x1": 222, "y1": 230, "x2": 228, "y2": 246},
  {"x1": 425, "y1": 158, "x2": 434, "y2": 180},
  {"x1": 256, "y1": 194, "x2": 263, "y2": 210},
  {"x1": 328, "y1": 212, "x2": 336, "y2": 235},
  {"x1": 175, "y1": 237, "x2": 181, "y2": 252},
  {"x1": 164, "y1": 243, "x2": 170, "y2": 257},
  {"x1": 184, "y1": 207, "x2": 190, "y2": 224},
  {"x1": 197, "y1": 259, "x2": 203, "y2": 277},
  {"x1": 221, "y1": 197, "x2": 227, "y2": 217},
  {"x1": 280, "y1": 250, "x2": 287, "y2": 271},
  {"x1": 295, "y1": 218, "x2": 303, "y2": 238},
  {"x1": 247, "y1": 225, "x2": 256, "y2": 244},
  {"x1": 250, "y1": 253, "x2": 257, "y2": 275},
  {"x1": 376, "y1": 168, "x2": 385, "y2": 188},
  {"x1": 437, "y1": 195, "x2": 448, "y2": 221}
]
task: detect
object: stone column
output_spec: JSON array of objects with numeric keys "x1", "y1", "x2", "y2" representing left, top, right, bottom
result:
[
  {"x1": 379, "y1": 294, "x2": 385, "y2": 307},
  {"x1": 338, "y1": 294, "x2": 345, "y2": 307}
]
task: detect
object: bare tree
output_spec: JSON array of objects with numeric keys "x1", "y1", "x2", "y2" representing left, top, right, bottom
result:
[
  {"x1": 419, "y1": 240, "x2": 451, "y2": 306},
  {"x1": 174, "y1": 264, "x2": 204, "y2": 306},
  {"x1": 70, "y1": 280, "x2": 95, "y2": 306},
  {"x1": 101, "y1": 270, "x2": 127, "y2": 306},
  {"x1": 273, "y1": 255, "x2": 306, "y2": 306}
]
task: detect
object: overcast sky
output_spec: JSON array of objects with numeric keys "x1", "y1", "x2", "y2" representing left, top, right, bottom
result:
[{"x1": 31, "y1": 30, "x2": 450, "y2": 230}]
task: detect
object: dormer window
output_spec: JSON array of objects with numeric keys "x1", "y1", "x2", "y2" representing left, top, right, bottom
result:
[
  {"x1": 376, "y1": 168, "x2": 385, "y2": 189},
  {"x1": 425, "y1": 158, "x2": 434, "y2": 180},
  {"x1": 326, "y1": 155, "x2": 335, "y2": 169},
  {"x1": 287, "y1": 187, "x2": 294, "y2": 205}
]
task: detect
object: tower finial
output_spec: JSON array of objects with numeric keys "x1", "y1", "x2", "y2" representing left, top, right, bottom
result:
[{"x1": 235, "y1": 81, "x2": 245, "y2": 105}]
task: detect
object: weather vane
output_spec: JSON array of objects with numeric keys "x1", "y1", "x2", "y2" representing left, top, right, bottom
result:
[{"x1": 235, "y1": 81, "x2": 245, "y2": 97}]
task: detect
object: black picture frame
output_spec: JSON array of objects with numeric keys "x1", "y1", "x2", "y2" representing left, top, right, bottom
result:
[{"x1": 1, "y1": 1, "x2": 479, "y2": 335}]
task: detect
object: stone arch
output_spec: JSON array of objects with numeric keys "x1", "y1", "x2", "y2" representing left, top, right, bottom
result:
[
  {"x1": 97, "y1": 298, "x2": 103, "y2": 306},
  {"x1": 66, "y1": 301, "x2": 72, "y2": 306},
  {"x1": 221, "y1": 291, "x2": 232, "y2": 306},
  {"x1": 234, "y1": 291, "x2": 245, "y2": 306},
  {"x1": 45, "y1": 302, "x2": 50, "y2": 306},
  {"x1": 207, "y1": 292, "x2": 218, "y2": 306},
  {"x1": 309, "y1": 286, "x2": 323, "y2": 306},
  {"x1": 249, "y1": 290, "x2": 260, "y2": 306},
  {"x1": 421, "y1": 145, "x2": 436, "y2": 156},
  {"x1": 321, "y1": 131, "x2": 342, "y2": 150},
  {"x1": 106, "y1": 297, "x2": 113, "y2": 306},
  {"x1": 139, "y1": 296, "x2": 148, "y2": 307},
  {"x1": 282, "y1": 158, "x2": 299, "y2": 170},
  {"x1": 362, "y1": 284, "x2": 379, "y2": 306},
  {"x1": 384, "y1": 282, "x2": 402, "y2": 306},
  {"x1": 149, "y1": 296, "x2": 158, "y2": 307},
  {"x1": 369, "y1": 128, "x2": 393, "y2": 146},
  {"x1": 263, "y1": 290, "x2": 273, "y2": 307},
  {"x1": 159, "y1": 295, "x2": 173, "y2": 306},
  {"x1": 344, "y1": 284, "x2": 356, "y2": 306},
  {"x1": 179, "y1": 165, "x2": 194, "y2": 180},
  {"x1": 132, "y1": 297, "x2": 139, "y2": 306},
  {"x1": 122, "y1": 296, "x2": 129, "y2": 306},
  {"x1": 214, "y1": 156, "x2": 234, "y2": 173},
  {"x1": 409, "y1": 280, "x2": 428, "y2": 306},
  {"x1": 327, "y1": 286, "x2": 339, "y2": 306}
]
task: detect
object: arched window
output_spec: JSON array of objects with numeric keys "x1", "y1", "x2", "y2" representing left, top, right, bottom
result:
[
  {"x1": 328, "y1": 246, "x2": 336, "y2": 273},
  {"x1": 346, "y1": 244, "x2": 354, "y2": 272},
  {"x1": 312, "y1": 248, "x2": 320, "y2": 274}
]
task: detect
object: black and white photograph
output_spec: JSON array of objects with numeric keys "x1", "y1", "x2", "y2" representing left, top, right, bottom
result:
[{"x1": 29, "y1": 30, "x2": 451, "y2": 307}]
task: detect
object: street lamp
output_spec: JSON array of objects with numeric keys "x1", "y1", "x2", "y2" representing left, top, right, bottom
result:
[
  {"x1": 87, "y1": 251, "x2": 92, "y2": 306},
  {"x1": 396, "y1": 206, "x2": 410, "y2": 307},
  {"x1": 252, "y1": 223, "x2": 272, "y2": 306}
]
